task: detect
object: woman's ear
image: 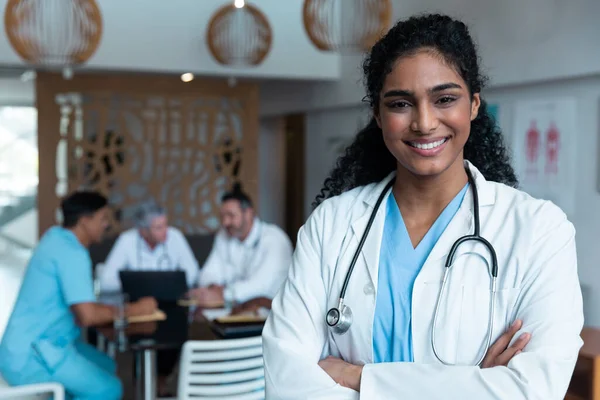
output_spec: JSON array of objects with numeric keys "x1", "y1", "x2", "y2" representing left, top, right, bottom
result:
[
  {"x1": 471, "y1": 93, "x2": 481, "y2": 121},
  {"x1": 374, "y1": 109, "x2": 382, "y2": 128}
]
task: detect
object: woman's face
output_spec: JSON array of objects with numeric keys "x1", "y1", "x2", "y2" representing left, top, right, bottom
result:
[{"x1": 375, "y1": 50, "x2": 480, "y2": 178}]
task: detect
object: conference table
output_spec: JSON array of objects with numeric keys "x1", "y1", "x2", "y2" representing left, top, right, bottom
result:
[{"x1": 94, "y1": 299, "x2": 265, "y2": 400}]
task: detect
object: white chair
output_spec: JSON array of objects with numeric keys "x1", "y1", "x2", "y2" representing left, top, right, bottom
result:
[
  {"x1": 0, "y1": 379, "x2": 65, "y2": 400},
  {"x1": 177, "y1": 336, "x2": 264, "y2": 400}
]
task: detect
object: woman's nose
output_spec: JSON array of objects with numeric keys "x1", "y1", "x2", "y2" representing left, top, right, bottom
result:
[{"x1": 410, "y1": 103, "x2": 439, "y2": 134}]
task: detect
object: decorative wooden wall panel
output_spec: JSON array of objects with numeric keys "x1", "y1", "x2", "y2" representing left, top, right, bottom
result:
[{"x1": 37, "y1": 73, "x2": 259, "y2": 236}]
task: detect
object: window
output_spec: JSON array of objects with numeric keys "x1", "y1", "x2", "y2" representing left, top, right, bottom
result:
[{"x1": 0, "y1": 106, "x2": 38, "y2": 247}]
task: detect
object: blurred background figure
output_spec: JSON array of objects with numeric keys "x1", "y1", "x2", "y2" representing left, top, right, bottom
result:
[
  {"x1": 98, "y1": 200, "x2": 198, "y2": 396},
  {"x1": 0, "y1": 191, "x2": 155, "y2": 400},
  {"x1": 99, "y1": 200, "x2": 199, "y2": 292},
  {"x1": 190, "y1": 184, "x2": 293, "y2": 311}
]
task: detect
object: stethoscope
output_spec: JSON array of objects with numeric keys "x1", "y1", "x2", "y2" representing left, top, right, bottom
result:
[
  {"x1": 325, "y1": 167, "x2": 498, "y2": 366},
  {"x1": 134, "y1": 234, "x2": 174, "y2": 270},
  {"x1": 225, "y1": 222, "x2": 262, "y2": 282}
]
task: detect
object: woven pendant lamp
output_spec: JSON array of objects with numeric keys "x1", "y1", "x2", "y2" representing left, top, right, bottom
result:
[
  {"x1": 303, "y1": 0, "x2": 392, "y2": 52},
  {"x1": 206, "y1": 1, "x2": 272, "y2": 66},
  {"x1": 4, "y1": 0, "x2": 103, "y2": 78}
]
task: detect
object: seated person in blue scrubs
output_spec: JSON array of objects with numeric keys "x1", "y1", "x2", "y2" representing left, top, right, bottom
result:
[{"x1": 0, "y1": 191, "x2": 157, "y2": 400}]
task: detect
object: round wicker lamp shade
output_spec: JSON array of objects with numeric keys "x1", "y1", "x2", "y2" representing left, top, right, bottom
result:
[
  {"x1": 303, "y1": 0, "x2": 392, "y2": 52},
  {"x1": 206, "y1": 3, "x2": 272, "y2": 67},
  {"x1": 4, "y1": 0, "x2": 102, "y2": 70}
]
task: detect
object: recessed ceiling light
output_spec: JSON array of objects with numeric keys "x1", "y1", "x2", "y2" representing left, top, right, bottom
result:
[
  {"x1": 181, "y1": 72, "x2": 194, "y2": 82},
  {"x1": 234, "y1": 0, "x2": 245, "y2": 8}
]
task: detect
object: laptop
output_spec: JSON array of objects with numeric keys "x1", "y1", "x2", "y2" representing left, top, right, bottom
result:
[
  {"x1": 209, "y1": 319, "x2": 265, "y2": 339},
  {"x1": 119, "y1": 270, "x2": 188, "y2": 302}
]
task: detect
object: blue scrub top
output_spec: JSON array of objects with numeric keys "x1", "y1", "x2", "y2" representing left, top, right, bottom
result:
[
  {"x1": 0, "y1": 227, "x2": 96, "y2": 373},
  {"x1": 373, "y1": 184, "x2": 468, "y2": 363}
]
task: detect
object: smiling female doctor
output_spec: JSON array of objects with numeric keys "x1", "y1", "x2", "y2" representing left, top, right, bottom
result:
[{"x1": 262, "y1": 14, "x2": 583, "y2": 400}]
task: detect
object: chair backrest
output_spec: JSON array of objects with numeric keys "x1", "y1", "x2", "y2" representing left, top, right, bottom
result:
[
  {"x1": 177, "y1": 336, "x2": 264, "y2": 400},
  {"x1": 0, "y1": 381, "x2": 64, "y2": 400}
]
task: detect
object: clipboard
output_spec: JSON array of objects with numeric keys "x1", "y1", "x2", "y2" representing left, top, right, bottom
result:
[
  {"x1": 208, "y1": 310, "x2": 266, "y2": 338},
  {"x1": 176, "y1": 298, "x2": 225, "y2": 309},
  {"x1": 209, "y1": 318, "x2": 265, "y2": 339},
  {"x1": 127, "y1": 309, "x2": 167, "y2": 324}
]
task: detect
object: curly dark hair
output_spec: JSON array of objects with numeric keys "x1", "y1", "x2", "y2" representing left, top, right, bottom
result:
[{"x1": 313, "y1": 14, "x2": 517, "y2": 208}]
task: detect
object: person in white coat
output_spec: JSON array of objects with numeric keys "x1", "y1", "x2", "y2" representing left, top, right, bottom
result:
[
  {"x1": 98, "y1": 201, "x2": 199, "y2": 292},
  {"x1": 190, "y1": 184, "x2": 293, "y2": 310},
  {"x1": 262, "y1": 14, "x2": 583, "y2": 399},
  {"x1": 98, "y1": 200, "x2": 200, "y2": 396}
]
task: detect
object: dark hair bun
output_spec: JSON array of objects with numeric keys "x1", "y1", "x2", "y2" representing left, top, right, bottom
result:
[
  {"x1": 221, "y1": 182, "x2": 253, "y2": 208},
  {"x1": 232, "y1": 182, "x2": 243, "y2": 193}
]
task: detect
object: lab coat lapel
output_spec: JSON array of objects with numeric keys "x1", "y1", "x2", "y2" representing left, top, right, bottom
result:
[
  {"x1": 421, "y1": 207, "x2": 473, "y2": 273},
  {"x1": 350, "y1": 175, "x2": 394, "y2": 287},
  {"x1": 420, "y1": 161, "x2": 496, "y2": 278},
  {"x1": 347, "y1": 162, "x2": 495, "y2": 286}
]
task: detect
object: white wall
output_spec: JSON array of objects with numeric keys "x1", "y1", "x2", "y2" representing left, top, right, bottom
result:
[
  {"x1": 0, "y1": 0, "x2": 340, "y2": 81},
  {"x1": 258, "y1": 116, "x2": 286, "y2": 228},
  {"x1": 485, "y1": 76, "x2": 600, "y2": 326},
  {"x1": 304, "y1": 105, "x2": 369, "y2": 216},
  {"x1": 260, "y1": 0, "x2": 600, "y2": 116}
]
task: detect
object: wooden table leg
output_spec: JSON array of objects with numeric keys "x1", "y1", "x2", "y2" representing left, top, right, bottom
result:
[{"x1": 592, "y1": 357, "x2": 600, "y2": 400}]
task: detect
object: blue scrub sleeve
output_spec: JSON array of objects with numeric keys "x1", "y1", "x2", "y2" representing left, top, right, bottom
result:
[{"x1": 57, "y1": 249, "x2": 96, "y2": 305}]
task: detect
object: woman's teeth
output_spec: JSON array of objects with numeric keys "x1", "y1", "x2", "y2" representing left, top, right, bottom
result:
[{"x1": 408, "y1": 138, "x2": 448, "y2": 150}]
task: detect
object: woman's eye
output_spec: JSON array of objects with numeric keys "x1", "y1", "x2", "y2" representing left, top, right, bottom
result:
[
  {"x1": 437, "y1": 96, "x2": 456, "y2": 105},
  {"x1": 389, "y1": 101, "x2": 411, "y2": 108}
]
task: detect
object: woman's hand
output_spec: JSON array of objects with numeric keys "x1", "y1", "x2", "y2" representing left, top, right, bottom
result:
[
  {"x1": 481, "y1": 319, "x2": 531, "y2": 368},
  {"x1": 318, "y1": 356, "x2": 363, "y2": 392}
]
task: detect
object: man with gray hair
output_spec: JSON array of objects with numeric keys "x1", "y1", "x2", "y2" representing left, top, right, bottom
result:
[
  {"x1": 99, "y1": 200, "x2": 199, "y2": 292},
  {"x1": 99, "y1": 200, "x2": 199, "y2": 396}
]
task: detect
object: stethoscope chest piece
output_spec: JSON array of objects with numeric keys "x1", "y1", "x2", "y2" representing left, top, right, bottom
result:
[{"x1": 326, "y1": 302, "x2": 353, "y2": 335}]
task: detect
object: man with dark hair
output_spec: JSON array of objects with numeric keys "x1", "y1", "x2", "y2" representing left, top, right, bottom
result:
[
  {"x1": 0, "y1": 191, "x2": 156, "y2": 400},
  {"x1": 190, "y1": 184, "x2": 293, "y2": 311}
]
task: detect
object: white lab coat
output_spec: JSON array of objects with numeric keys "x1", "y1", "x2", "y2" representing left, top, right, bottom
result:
[
  {"x1": 99, "y1": 227, "x2": 199, "y2": 292},
  {"x1": 198, "y1": 218, "x2": 293, "y2": 303},
  {"x1": 262, "y1": 161, "x2": 583, "y2": 399}
]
